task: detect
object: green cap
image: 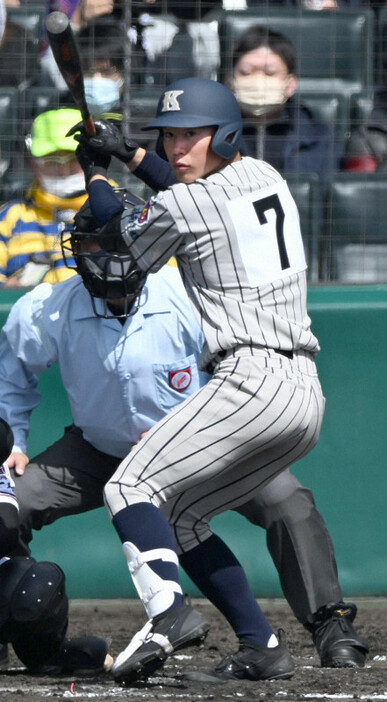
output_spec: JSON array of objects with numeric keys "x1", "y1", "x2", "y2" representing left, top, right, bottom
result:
[{"x1": 29, "y1": 108, "x2": 82, "y2": 157}]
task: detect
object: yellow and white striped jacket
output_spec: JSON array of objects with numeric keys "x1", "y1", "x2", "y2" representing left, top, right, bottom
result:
[{"x1": 0, "y1": 182, "x2": 87, "y2": 286}]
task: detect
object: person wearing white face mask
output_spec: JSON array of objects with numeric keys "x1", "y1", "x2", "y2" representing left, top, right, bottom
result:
[
  {"x1": 228, "y1": 25, "x2": 343, "y2": 178},
  {"x1": 83, "y1": 69, "x2": 123, "y2": 116},
  {"x1": 0, "y1": 108, "x2": 88, "y2": 288},
  {"x1": 77, "y1": 18, "x2": 125, "y2": 117}
]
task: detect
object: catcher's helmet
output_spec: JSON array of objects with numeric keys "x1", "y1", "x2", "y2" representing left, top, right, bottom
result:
[{"x1": 143, "y1": 78, "x2": 242, "y2": 160}]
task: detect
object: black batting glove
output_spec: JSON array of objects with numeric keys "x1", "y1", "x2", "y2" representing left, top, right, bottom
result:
[
  {"x1": 67, "y1": 119, "x2": 139, "y2": 164},
  {"x1": 76, "y1": 143, "x2": 110, "y2": 187}
]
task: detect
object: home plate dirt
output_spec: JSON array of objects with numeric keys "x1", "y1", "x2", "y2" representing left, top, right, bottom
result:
[{"x1": 0, "y1": 598, "x2": 386, "y2": 701}]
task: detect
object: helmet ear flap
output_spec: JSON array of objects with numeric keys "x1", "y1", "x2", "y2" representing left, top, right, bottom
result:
[
  {"x1": 156, "y1": 126, "x2": 241, "y2": 162},
  {"x1": 211, "y1": 123, "x2": 242, "y2": 159}
]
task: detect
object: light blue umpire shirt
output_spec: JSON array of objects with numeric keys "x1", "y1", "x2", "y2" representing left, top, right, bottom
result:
[{"x1": 0, "y1": 264, "x2": 209, "y2": 458}]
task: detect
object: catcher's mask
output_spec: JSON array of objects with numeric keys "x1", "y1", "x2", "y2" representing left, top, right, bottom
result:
[{"x1": 61, "y1": 192, "x2": 147, "y2": 319}]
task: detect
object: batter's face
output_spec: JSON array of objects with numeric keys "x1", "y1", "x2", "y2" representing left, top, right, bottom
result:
[{"x1": 162, "y1": 126, "x2": 227, "y2": 182}]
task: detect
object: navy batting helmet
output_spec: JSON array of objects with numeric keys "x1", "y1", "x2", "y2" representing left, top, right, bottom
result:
[{"x1": 143, "y1": 78, "x2": 242, "y2": 160}]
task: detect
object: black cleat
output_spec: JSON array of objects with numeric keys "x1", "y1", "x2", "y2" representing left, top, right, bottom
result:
[
  {"x1": 112, "y1": 603, "x2": 209, "y2": 684},
  {"x1": 312, "y1": 602, "x2": 369, "y2": 668},
  {"x1": 29, "y1": 637, "x2": 113, "y2": 675},
  {"x1": 183, "y1": 632, "x2": 295, "y2": 682}
]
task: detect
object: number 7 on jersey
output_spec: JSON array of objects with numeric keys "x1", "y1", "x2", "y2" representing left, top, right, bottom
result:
[{"x1": 226, "y1": 180, "x2": 306, "y2": 287}]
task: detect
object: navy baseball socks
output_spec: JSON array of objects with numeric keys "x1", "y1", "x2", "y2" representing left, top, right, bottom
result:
[
  {"x1": 111, "y1": 503, "x2": 210, "y2": 683},
  {"x1": 112, "y1": 504, "x2": 294, "y2": 684},
  {"x1": 180, "y1": 535, "x2": 294, "y2": 682}
]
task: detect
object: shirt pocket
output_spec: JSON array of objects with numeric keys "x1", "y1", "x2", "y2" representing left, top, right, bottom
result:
[{"x1": 153, "y1": 354, "x2": 201, "y2": 414}]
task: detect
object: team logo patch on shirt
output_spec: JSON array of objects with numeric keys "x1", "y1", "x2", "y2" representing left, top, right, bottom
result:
[
  {"x1": 169, "y1": 368, "x2": 192, "y2": 392},
  {"x1": 137, "y1": 201, "x2": 152, "y2": 225},
  {"x1": 125, "y1": 201, "x2": 153, "y2": 239}
]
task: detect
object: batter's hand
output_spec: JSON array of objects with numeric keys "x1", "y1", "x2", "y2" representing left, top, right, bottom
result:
[
  {"x1": 7, "y1": 451, "x2": 29, "y2": 476},
  {"x1": 67, "y1": 119, "x2": 140, "y2": 164},
  {"x1": 76, "y1": 142, "x2": 110, "y2": 186}
]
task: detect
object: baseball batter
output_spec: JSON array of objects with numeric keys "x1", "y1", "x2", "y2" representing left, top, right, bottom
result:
[{"x1": 74, "y1": 78, "x2": 325, "y2": 685}]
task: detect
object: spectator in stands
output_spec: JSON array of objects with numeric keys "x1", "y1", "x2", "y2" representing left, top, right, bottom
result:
[
  {"x1": 342, "y1": 88, "x2": 387, "y2": 172},
  {"x1": 132, "y1": 0, "x2": 222, "y2": 86},
  {"x1": 77, "y1": 17, "x2": 125, "y2": 117},
  {"x1": 77, "y1": 15, "x2": 156, "y2": 192},
  {"x1": 39, "y1": 0, "x2": 118, "y2": 90},
  {"x1": 0, "y1": 8, "x2": 39, "y2": 88},
  {"x1": 227, "y1": 25, "x2": 343, "y2": 177},
  {"x1": 0, "y1": 107, "x2": 87, "y2": 287}
]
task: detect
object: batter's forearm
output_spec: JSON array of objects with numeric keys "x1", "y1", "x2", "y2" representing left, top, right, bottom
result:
[{"x1": 88, "y1": 178, "x2": 124, "y2": 226}]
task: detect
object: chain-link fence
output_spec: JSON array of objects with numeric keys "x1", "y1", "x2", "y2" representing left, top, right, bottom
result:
[{"x1": 0, "y1": 0, "x2": 386, "y2": 284}]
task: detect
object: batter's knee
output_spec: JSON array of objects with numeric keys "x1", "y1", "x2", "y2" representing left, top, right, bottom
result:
[{"x1": 103, "y1": 479, "x2": 157, "y2": 519}]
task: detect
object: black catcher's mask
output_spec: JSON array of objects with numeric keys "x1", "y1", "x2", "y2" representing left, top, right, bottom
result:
[{"x1": 61, "y1": 191, "x2": 147, "y2": 319}]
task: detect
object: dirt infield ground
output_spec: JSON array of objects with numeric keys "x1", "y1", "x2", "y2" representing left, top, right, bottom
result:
[{"x1": 0, "y1": 597, "x2": 386, "y2": 701}]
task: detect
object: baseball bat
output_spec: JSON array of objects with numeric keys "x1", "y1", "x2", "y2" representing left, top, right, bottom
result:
[{"x1": 45, "y1": 10, "x2": 96, "y2": 136}]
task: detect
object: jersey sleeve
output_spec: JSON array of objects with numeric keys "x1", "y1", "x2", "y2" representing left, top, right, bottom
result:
[{"x1": 120, "y1": 192, "x2": 184, "y2": 272}]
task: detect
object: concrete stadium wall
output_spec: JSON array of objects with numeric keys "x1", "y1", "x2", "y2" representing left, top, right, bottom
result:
[{"x1": 0, "y1": 285, "x2": 386, "y2": 599}]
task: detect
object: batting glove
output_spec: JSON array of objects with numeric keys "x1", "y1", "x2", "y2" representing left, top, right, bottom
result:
[
  {"x1": 67, "y1": 119, "x2": 139, "y2": 164},
  {"x1": 75, "y1": 143, "x2": 110, "y2": 186}
]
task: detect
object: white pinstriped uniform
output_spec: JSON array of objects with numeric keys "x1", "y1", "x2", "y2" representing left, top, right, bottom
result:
[{"x1": 103, "y1": 156, "x2": 325, "y2": 552}]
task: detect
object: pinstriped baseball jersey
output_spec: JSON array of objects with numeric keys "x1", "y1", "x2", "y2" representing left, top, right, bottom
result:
[
  {"x1": 104, "y1": 154, "x2": 325, "y2": 542},
  {"x1": 120, "y1": 156, "x2": 319, "y2": 369}
]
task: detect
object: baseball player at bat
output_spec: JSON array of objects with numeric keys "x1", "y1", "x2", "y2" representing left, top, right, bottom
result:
[
  {"x1": 67, "y1": 77, "x2": 369, "y2": 686},
  {"x1": 0, "y1": 193, "x2": 367, "y2": 678}
]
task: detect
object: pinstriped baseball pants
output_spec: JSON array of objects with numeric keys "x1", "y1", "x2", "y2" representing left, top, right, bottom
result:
[{"x1": 104, "y1": 347, "x2": 325, "y2": 553}]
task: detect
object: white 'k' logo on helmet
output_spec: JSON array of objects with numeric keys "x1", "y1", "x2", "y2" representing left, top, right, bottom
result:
[{"x1": 161, "y1": 90, "x2": 184, "y2": 112}]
